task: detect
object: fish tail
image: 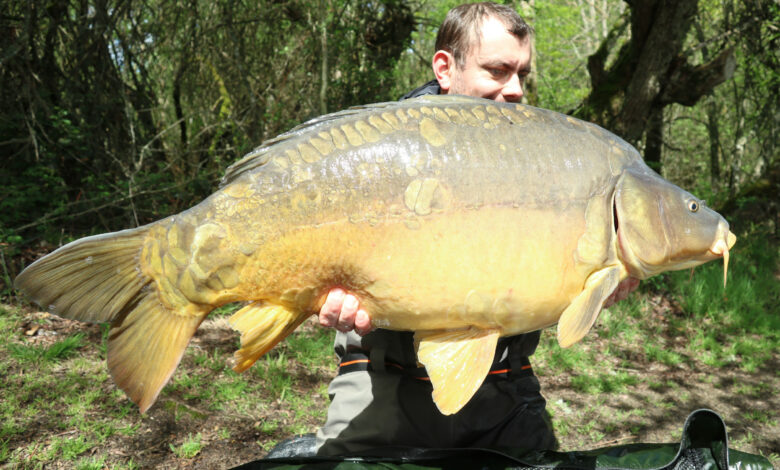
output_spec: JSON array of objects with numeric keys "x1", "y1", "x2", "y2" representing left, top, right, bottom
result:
[
  {"x1": 14, "y1": 226, "x2": 207, "y2": 412},
  {"x1": 229, "y1": 301, "x2": 310, "y2": 373},
  {"x1": 14, "y1": 227, "x2": 153, "y2": 324},
  {"x1": 108, "y1": 295, "x2": 204, "y2": 412}
]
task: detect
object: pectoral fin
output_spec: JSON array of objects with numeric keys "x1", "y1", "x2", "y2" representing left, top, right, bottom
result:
[
  {"x1": 557, "y1": 266, "x2": 621, "y2": 348},
  {"x1": 415, "y1": 328, "x2": 500, "y2": 415}
]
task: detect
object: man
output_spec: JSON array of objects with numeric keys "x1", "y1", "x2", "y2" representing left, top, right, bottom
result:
[{"x1": 315, "y1": 2, "x2": 639, "y2": 456}]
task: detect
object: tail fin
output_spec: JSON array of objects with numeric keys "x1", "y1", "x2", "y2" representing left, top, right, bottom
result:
[
  {"x1": 108, "y1": 295, "x2": 204, "y2": 412},
  {"x1": 14, "y1": 228, "x2": 151, "y2": 323},
  {"x1": 229, "y1": 301, "x2": 310, "y2": 372},
  {"x1": 14, "y1": 226, "x2": 208, "y2": 412}
]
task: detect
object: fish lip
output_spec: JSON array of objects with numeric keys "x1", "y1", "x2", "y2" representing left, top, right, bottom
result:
[
  {"x1": 707, "y1": 229, "x2": 734, "y2": 288},
  {"x1": 708, "y1": 230, "x2": 735, "y2": 258}
]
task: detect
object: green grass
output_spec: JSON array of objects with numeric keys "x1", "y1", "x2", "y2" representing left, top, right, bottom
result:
[
  {"x1": 669, "y1": 230, "x2": 778, "y2": 366},
  {"x1": 75, "y1": 455, "x2": 110, "y2": 470},
  {"x1": 170, "y1": 433, "x2": 203, "y2": 459},
  {"x1": 0, "y1": 439, "x2": 9, "y2": 462},
  {"x1": 253, "y1": 352, "x2": 294, "y2": 397},
  {"x1": 537, "y1": 223, "x2": 778, "y2": 390},
  {"x1": 51, "y1": 435, "x2": 93, "y2": 460},
  {"x1": 8, "y1": 332, "x2": 85, "y2": 363},
  {"x1": 643, "y1": 343, "x2": 685, "y2": 366},
  {"x1": 570, "y1": 370, "x2": 640, "y2": 394},
  {"x1": 0, "y1": 303, "x2": 338, "y2": 467},
  {"x1": 743, "y1": 410, "x2": 778, "y2": 426}
]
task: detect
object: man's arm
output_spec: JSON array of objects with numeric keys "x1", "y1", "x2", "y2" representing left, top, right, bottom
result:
[{"x1": 318, "y1": 278, "x2": 640, "y2": 336}]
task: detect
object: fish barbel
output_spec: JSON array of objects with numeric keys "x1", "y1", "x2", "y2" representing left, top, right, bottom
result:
[{"x1": 15, "y1": 95, "x2": 736, "y2": 414}]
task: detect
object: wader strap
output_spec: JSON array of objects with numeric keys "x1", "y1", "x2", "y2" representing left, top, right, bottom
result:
[
  {"x1": 507, "y1": 343, "x2": 534, "y2": 379},
  {"x1": 338, "y1": 350, "x2": 532, "y2": 381}
]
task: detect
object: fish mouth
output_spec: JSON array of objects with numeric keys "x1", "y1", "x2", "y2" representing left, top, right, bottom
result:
[{"x1": 708, "y1": 230, "x2": 737, "y2": 287}]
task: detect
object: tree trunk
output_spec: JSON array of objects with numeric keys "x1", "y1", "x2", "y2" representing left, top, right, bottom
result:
[
  {"x1": 574, "y1": 0, "x2": 735, "y2": 171},
  {"x1": 644, "y1": 106, "x2": 663, "y2": 171},
  {"x1": 319, "y1": 16, "x2": 329, "y2": 115},
  {"x1": 705, "y1": 98, "x2": 722, "y2": 191}
]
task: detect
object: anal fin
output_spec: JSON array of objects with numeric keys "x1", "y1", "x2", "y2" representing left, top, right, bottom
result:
[
  {"x1": 415, "y1": 328, "x2": 500, "y2": 415},
  {"x1": 229, "y1": 301, "x2": 309, "y2": 373},
  {"x1": 557, "y1": 266, "x2": 621, "y2": 348}
]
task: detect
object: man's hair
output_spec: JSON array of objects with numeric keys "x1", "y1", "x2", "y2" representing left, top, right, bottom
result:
[{"x1": 435, "y1": 2, "x2": 533, "y2": 66}]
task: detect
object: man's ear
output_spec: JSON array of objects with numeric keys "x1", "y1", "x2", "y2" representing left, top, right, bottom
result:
[{"x1": 432, "y1": 50, "x2": 455, "y2": 93}]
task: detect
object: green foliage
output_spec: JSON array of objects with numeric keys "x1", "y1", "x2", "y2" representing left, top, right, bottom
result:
[
  {"x1": 0, "y1": 439, "x2": 8, "y2": 463},
  {"x1": 542, "y1": 342, "x2": 591, "y2": 372},
  {"x1": 50, "y1": 435, "x2": 93, "y2": 461},
  {"x1": 0, "y1": 304, "x2": 337, "y2": 467},
  {"x1": 75, "y1": 456, "x2": 109, "y2": 470},
  {"x1": 530, "y1": 2, "x2": 619, "y2": 111},
  {"x1": 662, "y1": 0, "x2": 778, "y2": 199},
  {"x1": 643, "y1": 343, "x2": 685, "y2": 367},
  {"x1": 1, "y1": 1, "x2": 774, "y2": 285},
  {"x1": 668, "y1": 227, "x2": 779, "y2": 371},
  {"x1": 1, "y1": 0, "x2": 416, "y2": 261},
  {"x1": 285, "y1": 323, "x2": 337, "y2": 367},
  {"x1": 169, "y1": 433, "x2": 203, "y2": 459},
  {"x1": 571, "y1": 370, "x2": 639, "y2": 394},
  {"x1": 389, "y1": 0, "x2": 461, "y2": 98},
  {"x1": 253, "y1": 352, "x2": 294, "y2": 399},
  {"x1": 8, "y1": 333, "x2": 85, "y2": 363}
]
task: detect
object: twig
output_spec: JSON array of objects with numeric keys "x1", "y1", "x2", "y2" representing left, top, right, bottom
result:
[
  {"x1": 592, "y1": 435, "x2": 638, "y2": 447},
  {"x1": 13, "y1": 171, "x2": 220, "y2": 232},
  {"x1": 0, "y1": 248, "x2": 12, "y2": 291}
]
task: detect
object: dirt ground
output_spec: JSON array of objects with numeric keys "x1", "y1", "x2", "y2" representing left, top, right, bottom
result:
[{"x1": 3, "y1": 305, "x2": 778, "y2": 469}]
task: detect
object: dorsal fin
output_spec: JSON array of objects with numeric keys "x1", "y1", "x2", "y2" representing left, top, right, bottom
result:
[
  {"x1": 220, "y1": 101, "x2": 395, "y2": 187},
  {"x1": 219, "y1": 95, "x2": 490, "y2": 187}
]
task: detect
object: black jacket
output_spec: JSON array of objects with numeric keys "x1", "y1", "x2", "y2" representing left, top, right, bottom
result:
[{"x1": 400, "y1": 79, "x2": 442, "y2": 100}]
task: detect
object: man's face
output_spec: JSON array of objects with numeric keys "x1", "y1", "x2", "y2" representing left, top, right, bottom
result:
[{"x1": 446, "y1": 16, "x2": 532, "y2": 103}]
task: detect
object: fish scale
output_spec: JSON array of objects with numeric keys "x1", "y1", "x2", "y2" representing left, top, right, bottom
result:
[{"x1": 15, "y1": 95, "x2": 735, "y2": 415}]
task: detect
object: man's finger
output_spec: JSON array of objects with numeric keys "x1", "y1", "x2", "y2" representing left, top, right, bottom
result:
[
  {"x1": 354, "y1": 309, "x2": 373, "y2": 336},
  {"x1": 319, "y1": 288, "x2": 346, "y2": 328},
  {"x1": 336, "y1": 294, "x2": 359, "y2": 332}
]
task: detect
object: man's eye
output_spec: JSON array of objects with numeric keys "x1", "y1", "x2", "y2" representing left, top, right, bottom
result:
[{"x1": 489, "y1": 68, "x2": 504, "y2": 77}]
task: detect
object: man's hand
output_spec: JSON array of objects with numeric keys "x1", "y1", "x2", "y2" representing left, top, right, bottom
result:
[
  {"x1": 318, "y1": 288, "x2": 373, "y2": 336},
  {"x1": 603, "y1": 277, "x2": 640, "y2": 309}
]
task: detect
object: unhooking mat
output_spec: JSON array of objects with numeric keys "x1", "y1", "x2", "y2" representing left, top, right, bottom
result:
[{"x1": 232, "y1": 409, "x2": 774, "y2": 470}]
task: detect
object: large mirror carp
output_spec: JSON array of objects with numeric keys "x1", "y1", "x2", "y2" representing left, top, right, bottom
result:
[{"x1": 15, "y1": 95, "x2": 735, "y2": 415}]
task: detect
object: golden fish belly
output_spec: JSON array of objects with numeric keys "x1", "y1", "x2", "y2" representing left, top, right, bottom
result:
[{"x1": 243, "y1": 204, "x2": 592, "y2": 336}]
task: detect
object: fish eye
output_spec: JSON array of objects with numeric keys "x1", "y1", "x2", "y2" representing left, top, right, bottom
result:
[{"x1": 687, "y1": 200, "x2": 699, "y2": 212}]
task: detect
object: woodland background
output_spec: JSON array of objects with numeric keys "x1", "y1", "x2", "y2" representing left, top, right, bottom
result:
[{"x1": 0, "y1": 0, "x2": 777, "y2": 281}]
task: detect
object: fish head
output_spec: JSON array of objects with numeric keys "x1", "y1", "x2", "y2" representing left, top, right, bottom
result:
[{"x1": 614, "y1": 169, "x2": 736, "y2": 282}]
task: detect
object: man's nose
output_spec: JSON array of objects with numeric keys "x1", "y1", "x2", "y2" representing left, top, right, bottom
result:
[{"x1": 502, "y1": 74, "x2": 524, "y2": 102}]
